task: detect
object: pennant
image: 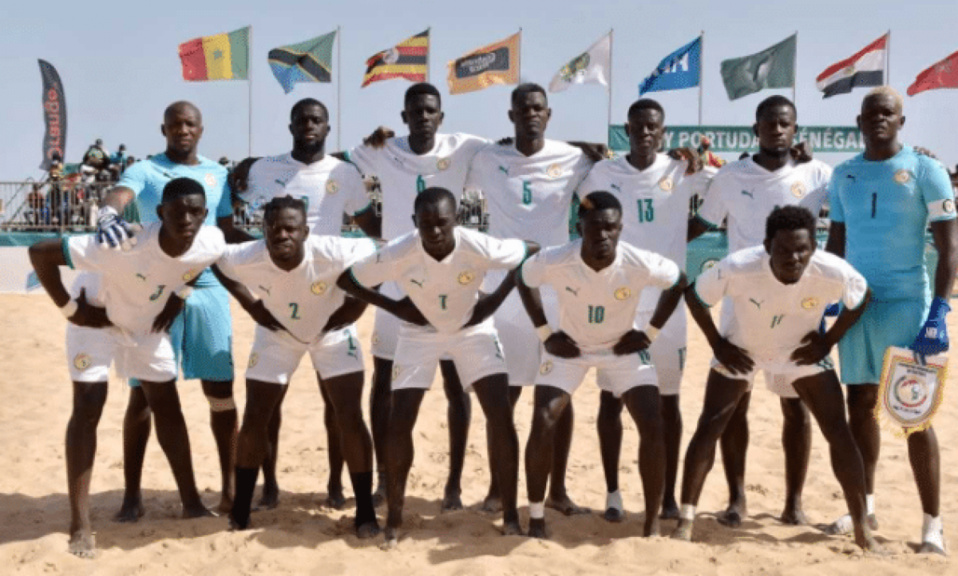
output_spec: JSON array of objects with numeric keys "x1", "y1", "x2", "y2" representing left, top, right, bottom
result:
[
  {"x1": 268, "y1": 31, "x2": 337, "y2": 94},
  {"x1": 720, "y1": 34, "x2": 796, "y2": 100},
  {"x1": 447, "y1": 32, "x2": 520, "y2": 95},
  {"x1": 362, "y1": 30, "x2": 429, "y2": 88},
  {"x1": 178, "y1": 27, "x2": 250, "y2": 81},
  {"x1": 907, "y1": 50, "x2": 958, "y2": 97},
  {"x1": 639, "y1": 36, "x2": 701, "y2": 95},
  {"x1": 816, "y1": 34, "x2": 886, "y2": 98},
  {"x1": 548, "y1": 31, "x2": 611, "y2": 93}
]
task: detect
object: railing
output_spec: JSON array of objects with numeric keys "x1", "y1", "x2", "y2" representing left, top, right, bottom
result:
[{"x1": 0, "y1": 181, "x2": 113, "y2": 233}]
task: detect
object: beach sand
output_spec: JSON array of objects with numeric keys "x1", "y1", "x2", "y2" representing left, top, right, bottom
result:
[{"x1": 1, "y1": 294, "x2": 955, "y2": 574}]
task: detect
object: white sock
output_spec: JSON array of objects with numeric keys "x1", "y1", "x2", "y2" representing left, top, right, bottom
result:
[
  {"x1": 529, "y1": 501, "x2": 545, "y2": 520},
  {"x1": 831, "y1": 514, "x2": 853, "y2": 535},
  {"x1": 923, "y1": 514, "x2": 945, "y2": 550},
  {"x1": 866, "y1": 494, "x2": 875, "y2": 516},
  {"x1": 680, "y1": 504, "x2": 696, "y2": 521},
  {"x1": 606, "y1": 490, "x2": 623, "y2": 512}
]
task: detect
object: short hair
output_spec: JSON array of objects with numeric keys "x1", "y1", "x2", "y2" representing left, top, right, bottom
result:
[
  {"x1": 161, "y1": 177, "x2": 206, "y2": 204},
  {"x1": 863, "y1": 86, "x2": 903, "y2": 112},
  {"x1": 291, "y1": 98, "x2": 328, "y2": 121},
  {"x1": 578, "y1": 191, "x2": 622, "y2": 219},
  {"x1": 511, "y1": 83, "x2": 548, "y2": 107},
  {"x1": 263, "y1": 195, "x2": 307, "y2": 226},
  {"x1": 627, "y1": 98, "x2": 665, "y2": 122},
  {"x1": 755, "y1": 95, "x2": 796, "y2": 122},
  {"x1": 413, "y1": 187, "x2": 457, "y2": 215},
  {"x1": 164, "y1": 101, "x2": 202, "y2": 123},
  {"x1": 404, "y1": 83, "x2": 442, "y2": 109},
  {"x1": 765, "y1": 205, "x2": 816, "y2": 242}
]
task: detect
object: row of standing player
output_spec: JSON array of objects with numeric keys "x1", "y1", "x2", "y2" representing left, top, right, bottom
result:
[{"x1": 34, "y1": 80, "x2": 956, "y2": 556}]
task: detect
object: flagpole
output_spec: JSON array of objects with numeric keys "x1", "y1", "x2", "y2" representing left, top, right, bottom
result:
[
  {"x1": 792, "y1": 31, "x2": 798, "y2": 107},
  {"x1": 885, "y1": 29, "x2": 891, "y2": 85},
  {"x1": 606, "y1": 28, "x2": 614, "y2": 132},
  {"x1": 425, "y1": 26, "x2": 431, "y2": 83},
  {"x1": 336, "y1": 25, "x2": 342, "y2": 151},
  {"x1": 517, "y1": 27, "x2": 523, "y2": 81},
  {"x1": 248, "y1": 25, "x2": 253, "y2": 157},
  {"x1": 698, "y1": 31, "x2": 704, "y2": 126}
]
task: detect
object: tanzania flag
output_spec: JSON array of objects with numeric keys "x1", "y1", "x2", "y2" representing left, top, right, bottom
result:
[
  {"x1": 362, "y1": 30, "x2": 429, "y2": 88},
  {"x1": 178, "y1": 27, "x2": 249, "y2": 81},
  {"x1": 447, "y1": 32, "x2": 520, "y2": 95},
  {"x1": 269, "y1": 31, "x2": 337, "y2": 94}
]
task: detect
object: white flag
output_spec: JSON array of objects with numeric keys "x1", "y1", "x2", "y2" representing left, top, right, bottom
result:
[{"x1": 548, "y1": 32, "x2": 611, "y2": 93}]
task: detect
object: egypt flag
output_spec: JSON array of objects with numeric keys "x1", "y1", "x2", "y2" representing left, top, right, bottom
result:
[
  {"x1": 362, "y1": 30, "x2": 429, "y2": 88},
  {"x1": 816, "y1": 34, "x2": 886, "y2": 98}
]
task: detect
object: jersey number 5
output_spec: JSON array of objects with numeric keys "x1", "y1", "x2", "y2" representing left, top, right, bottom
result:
[{"x1": 522, "y1": 181, "x2": 532, "y2": 205}]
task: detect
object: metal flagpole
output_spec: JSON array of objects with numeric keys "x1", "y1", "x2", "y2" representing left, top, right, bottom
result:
[
  {"x1": 885, "y1": 29, "x2": 891, "y2": 85},
  {"x1": 517, "y1": 28, "x2": 522, "y2": 81},
  {"x1": 698, "y1": 31, "x2": 704, "y2": 126},
  {"x1": 792, "y1": 31, "x2": 798, "y2": 106},
  {"x1": 425, "y1": 26, "x2": 431, "y2": 82},
  {"x1": 336, "y1": 26, "x2": 342, "y2": 151},
  {"x1": 248, "y1": 25, "x2": 253, "y2": 157},
  {"x1": 606, "y1": 29, "x2": 614, "y2": 131}
]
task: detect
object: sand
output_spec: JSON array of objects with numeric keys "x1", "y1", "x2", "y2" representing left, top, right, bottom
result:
[{"x1": 1, "y1": 294, "x2": 955, "y2": 575}]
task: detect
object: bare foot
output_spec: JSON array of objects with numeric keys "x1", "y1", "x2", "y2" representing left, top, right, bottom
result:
[
  {"x1": 356, "y1": 519, "x2": 381, "y2": 539},
  {"x1": 528, "y1": 518, "x2": 548, "y2": 539},
  {"x1": 671, "y1": 519, "x2": 693, "y2": 541},
  {"x1": 325, "y1": 491, "x2": 347, "y2": 510},
  {"x1": 780, "y1": 505, "x2": 808, "y2": 526},
  {"x1": 546, "y1": 494, "x2": 589, "y2": 516},
  {"x1": 481, "y1": 492, "x2": 503, "y2": 513},
  {"x1": 256, "y1": 488, "x2": 280, "y2": 510},
  {"x1": 441, "y1": 489, "x2": 463, "y2": 512},
  {"x1": 604, "y1": 507, "x2": 625, "y2": 523},
  {"x1": 182, "y1": 504, "x2": 216, "y2": 519},
  {"x1": 69, "y1": 530, "x2": 96, "y2": 559},
  {"x1": 660, "y1": 501, "x2": 680, "y2": 520},
  {"x1": 716, "y1": 502, "x2": 747, "y2": 528},
  {"x1": 113, "y1": 496, "x2": 145, "y2": 523},
  {"x1": 643, "y1": 515, "x2": 660, "y2": 537}
]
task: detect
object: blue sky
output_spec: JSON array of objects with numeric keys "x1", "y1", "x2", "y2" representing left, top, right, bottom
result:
[{"x1": 2, "y1": 0, "x2": 957, "y2": 180}]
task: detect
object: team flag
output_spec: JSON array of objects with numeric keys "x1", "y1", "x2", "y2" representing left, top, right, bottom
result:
[
  {"x1": 720, "y1": 34, "x2": 796, "y2": 100},
  {"x1": 362, "y1": 30, "x2": 429, "y2": 88},
  {"x1": 178, "y1": 27, "x2": 250, "y2": 81},
  {"x1": 447, "y1": 32, "x2": 520, "y2": 95},
  {"x1": 548, "y1": 31, "x2": 611, "y2": 93},
  {"x1": 907, "y1": 51, "x2": 958, "y2": 96},
  {"x1": 816, "y1": 34, "x2": 887, "y2": 98},
  {"x1": 268, "y1": 31, "x2": 337, "y2": 94},
  {"x1": 639, "y1": 36, "x2": 702, "y2": 95}
]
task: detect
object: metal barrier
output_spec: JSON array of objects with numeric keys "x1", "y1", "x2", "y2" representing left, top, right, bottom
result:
[{"x1": 0, "y1": 181, "x2": 112, "y2": 233}]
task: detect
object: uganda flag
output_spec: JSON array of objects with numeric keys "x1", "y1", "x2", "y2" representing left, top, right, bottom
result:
[
  {"x1": 362, "y1": 30, "x2": 429, "y2": 88},
  {"x1": 178, "y1": 27, "x2": 249, "y2": 81},
  {"x1": 268, "y1": 31, "x2": 337, "y2": 94}
]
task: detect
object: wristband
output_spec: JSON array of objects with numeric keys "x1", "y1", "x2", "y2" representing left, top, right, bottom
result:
[
  {"x1": 60, "y1": 299, "x2": 78, "y2": 318},
  {"x1": 175, "y1": 286, "x2": 194, "y2": 300},
  {"x1": 536, "y1": 325, "x2": 553, "y2": 342},
  {"x1": 645, "y1": 325, "x2": 660, "y2": 342}
]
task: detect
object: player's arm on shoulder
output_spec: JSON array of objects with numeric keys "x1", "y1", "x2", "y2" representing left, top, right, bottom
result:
[
  {"x1": 351, "y1": 199, "x2": 382, "y2": 240},
  {"x1": 218, "y1": 214, "x2": 254, "y2": 243},
  {"x1": 464, "y1": 239, "x2": 541, "y2": 328},
  {"x1": 567, "y1": 141, "x2": 610, "y2": 162},
  {"x1": 211, "y1": 263, "x2": 285, "y2": 332}
]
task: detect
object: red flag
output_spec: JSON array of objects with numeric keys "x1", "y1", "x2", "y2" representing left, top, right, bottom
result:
[{"x1": 907, "y1": 51, "x2": 958, "y2": 96}]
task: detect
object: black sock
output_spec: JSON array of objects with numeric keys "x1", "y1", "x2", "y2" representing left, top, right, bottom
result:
[
  {"x1": 231, "y1": 466, "x2": 259, "y2": 529},
  {"x1": 350, "y1": 471, "x2": 376, "y2": 526}
]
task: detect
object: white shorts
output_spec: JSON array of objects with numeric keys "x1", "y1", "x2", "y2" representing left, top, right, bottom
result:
[
  {"x1": 597, "y1": 305, "x2": 687, "y2": 396},
  {"x1": 710, "y1": 355, "x2": 836, "y2": 399},
  {"x1": 246, "y1": 325, "x2": 364, "y2": 385},
  {"x1": 66, "y1": 324, "x2": 177, "y2": 383},
  {"x1": 391, "y1": 320, "x2": 508, "y2": 391},
  {"x1": 371, "y1": 281, "x2": 403, "y2": 360},
  {"x1": 493, "y1": 288, "x2": 560, "y2": 387},
  {"x1": 537, "y1": 348, "x2": 658, "y2": 399}
]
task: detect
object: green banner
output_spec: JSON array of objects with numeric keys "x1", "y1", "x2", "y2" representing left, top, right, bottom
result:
[{"x1": 608, "y1": 125, "x2": 865, "y2": 154}]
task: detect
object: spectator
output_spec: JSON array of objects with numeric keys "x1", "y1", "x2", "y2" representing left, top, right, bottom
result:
[
  {"x1": 81, "y1": 138, "x2": 110, "y2": 178},
  {"x1": 25, "y1": 183, "x2": 50, "y2": 228},
  {"x1": 109, "y1": 144, "x2": 128, "y2": 180}
]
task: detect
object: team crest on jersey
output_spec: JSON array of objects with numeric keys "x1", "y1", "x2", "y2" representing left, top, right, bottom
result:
[
  {"x1": 248, "y1": 353, "x2": 259, "y2": 368},
  {"x1": 658, "y1": 176, "x2": 674, "y2": 192},
  {"x1": 894, "y1": 169, "x2": 912, "y2": 184},
  {"x1": 458, "y1": 271, "x2": 476, "y2": 285},
  {"x1": 801, "y1": 297, "x2": 819, "y2": 310},
  {"x1": 437, "y1": 157, "x2": 451, "y2": 171},
  {"x1": 326, "y1": 179, "x2": 339, "y2": 194},
  {"x1": 790, "y1": 181, "x2": 806, "y2": 198},
  {"x1": 204, "y1": 173, "x2": 217, "y2": 187},
  {"x1": 311, "y1": 281, "x2": 328, "y2": 295},
  {"x1": 614, "y1": 287, "x2": 632, "y2": 301},
  {"x1": 182, "y1": 269, "x2": 200, "y2": 282},
  {"x1": 392, "y1": 365, "x2": 402, "y2": 381},
  {"x1": 372, "y1": 332, "x2": 381, "y2": 346},
  {"x1": 943, "y1": 199, "x2": 956, "y2": 214},
  {"x1": 701, "y1": 259, "x2": 719, "y2": 273},
  {"x1": 547, "y1": 164, "x2": 562, "y2": 179},
  {"x1": 73, "y1": 353, "x2": 92, "y2": 370},
  {"x1": 539, "y1": 360, "x2": 554, "y2": 375}
]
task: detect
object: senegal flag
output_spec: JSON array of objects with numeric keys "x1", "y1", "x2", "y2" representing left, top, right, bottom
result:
[{"x1": 179, "y1": 27, "x2": 250, "y2": 81}]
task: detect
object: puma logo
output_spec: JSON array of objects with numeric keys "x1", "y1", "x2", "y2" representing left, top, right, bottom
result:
[
  {"x1": 749, "y1": 298, "x2": 762, "y2": 309},
  {"x1": 410, "y1": 278, "x2": 425, "y2": 288},
  {"x1": 565, "y1": 286, "x2": 580, "y2": 296},
  {"x1": 259, "y1": 285, "x2": 272, "y2": 296},
  {"x1": 741, "y1": 190, "x2": 754, "y2": 199},
  {"x1": 498, "y1": 165, "x2": 510, "y2": 176},
  {"x1": 609, "y1": 183, "x2": 621, "y2": 193}
]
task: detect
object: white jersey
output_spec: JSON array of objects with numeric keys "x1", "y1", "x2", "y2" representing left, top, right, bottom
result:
[
  {"x1": 693, "y1": 245, "x2": 867, "y2": 364},
  {"x1": 217, "y1": 236, "x2": 376, "y2": 343},
  {"x1": 465, "y1": 139, "x2": 593, "y2": 247},
  {"x1": 697, "y1": 157, "x2": 832, "y2": 253},
  {"x1": 520, "y1": 240, "x2": 681, "y2": 351},
  {"x1": 579, "y1": 154, "x2": 715, "y2": 311},
  {"x1": 243, "y1": 153, "x2": 370, "y2": 236},
  {"x1": 346, "y1": 133, "x2": 489, "y2": 240},
  {"x1": 350, "y1": 226, "x2": 527, "y2": 334},
  {"x1": 64, "y1": 222, "x2": 226, "y2": 336}
]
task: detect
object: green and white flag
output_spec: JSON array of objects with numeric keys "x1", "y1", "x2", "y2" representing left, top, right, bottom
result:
[
  {"x1": 548, "y1": 31, "x2": 611, "y2": 93},
  {"x1": 720, "y1": 34, "x2": 796, "y2": 100}
]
